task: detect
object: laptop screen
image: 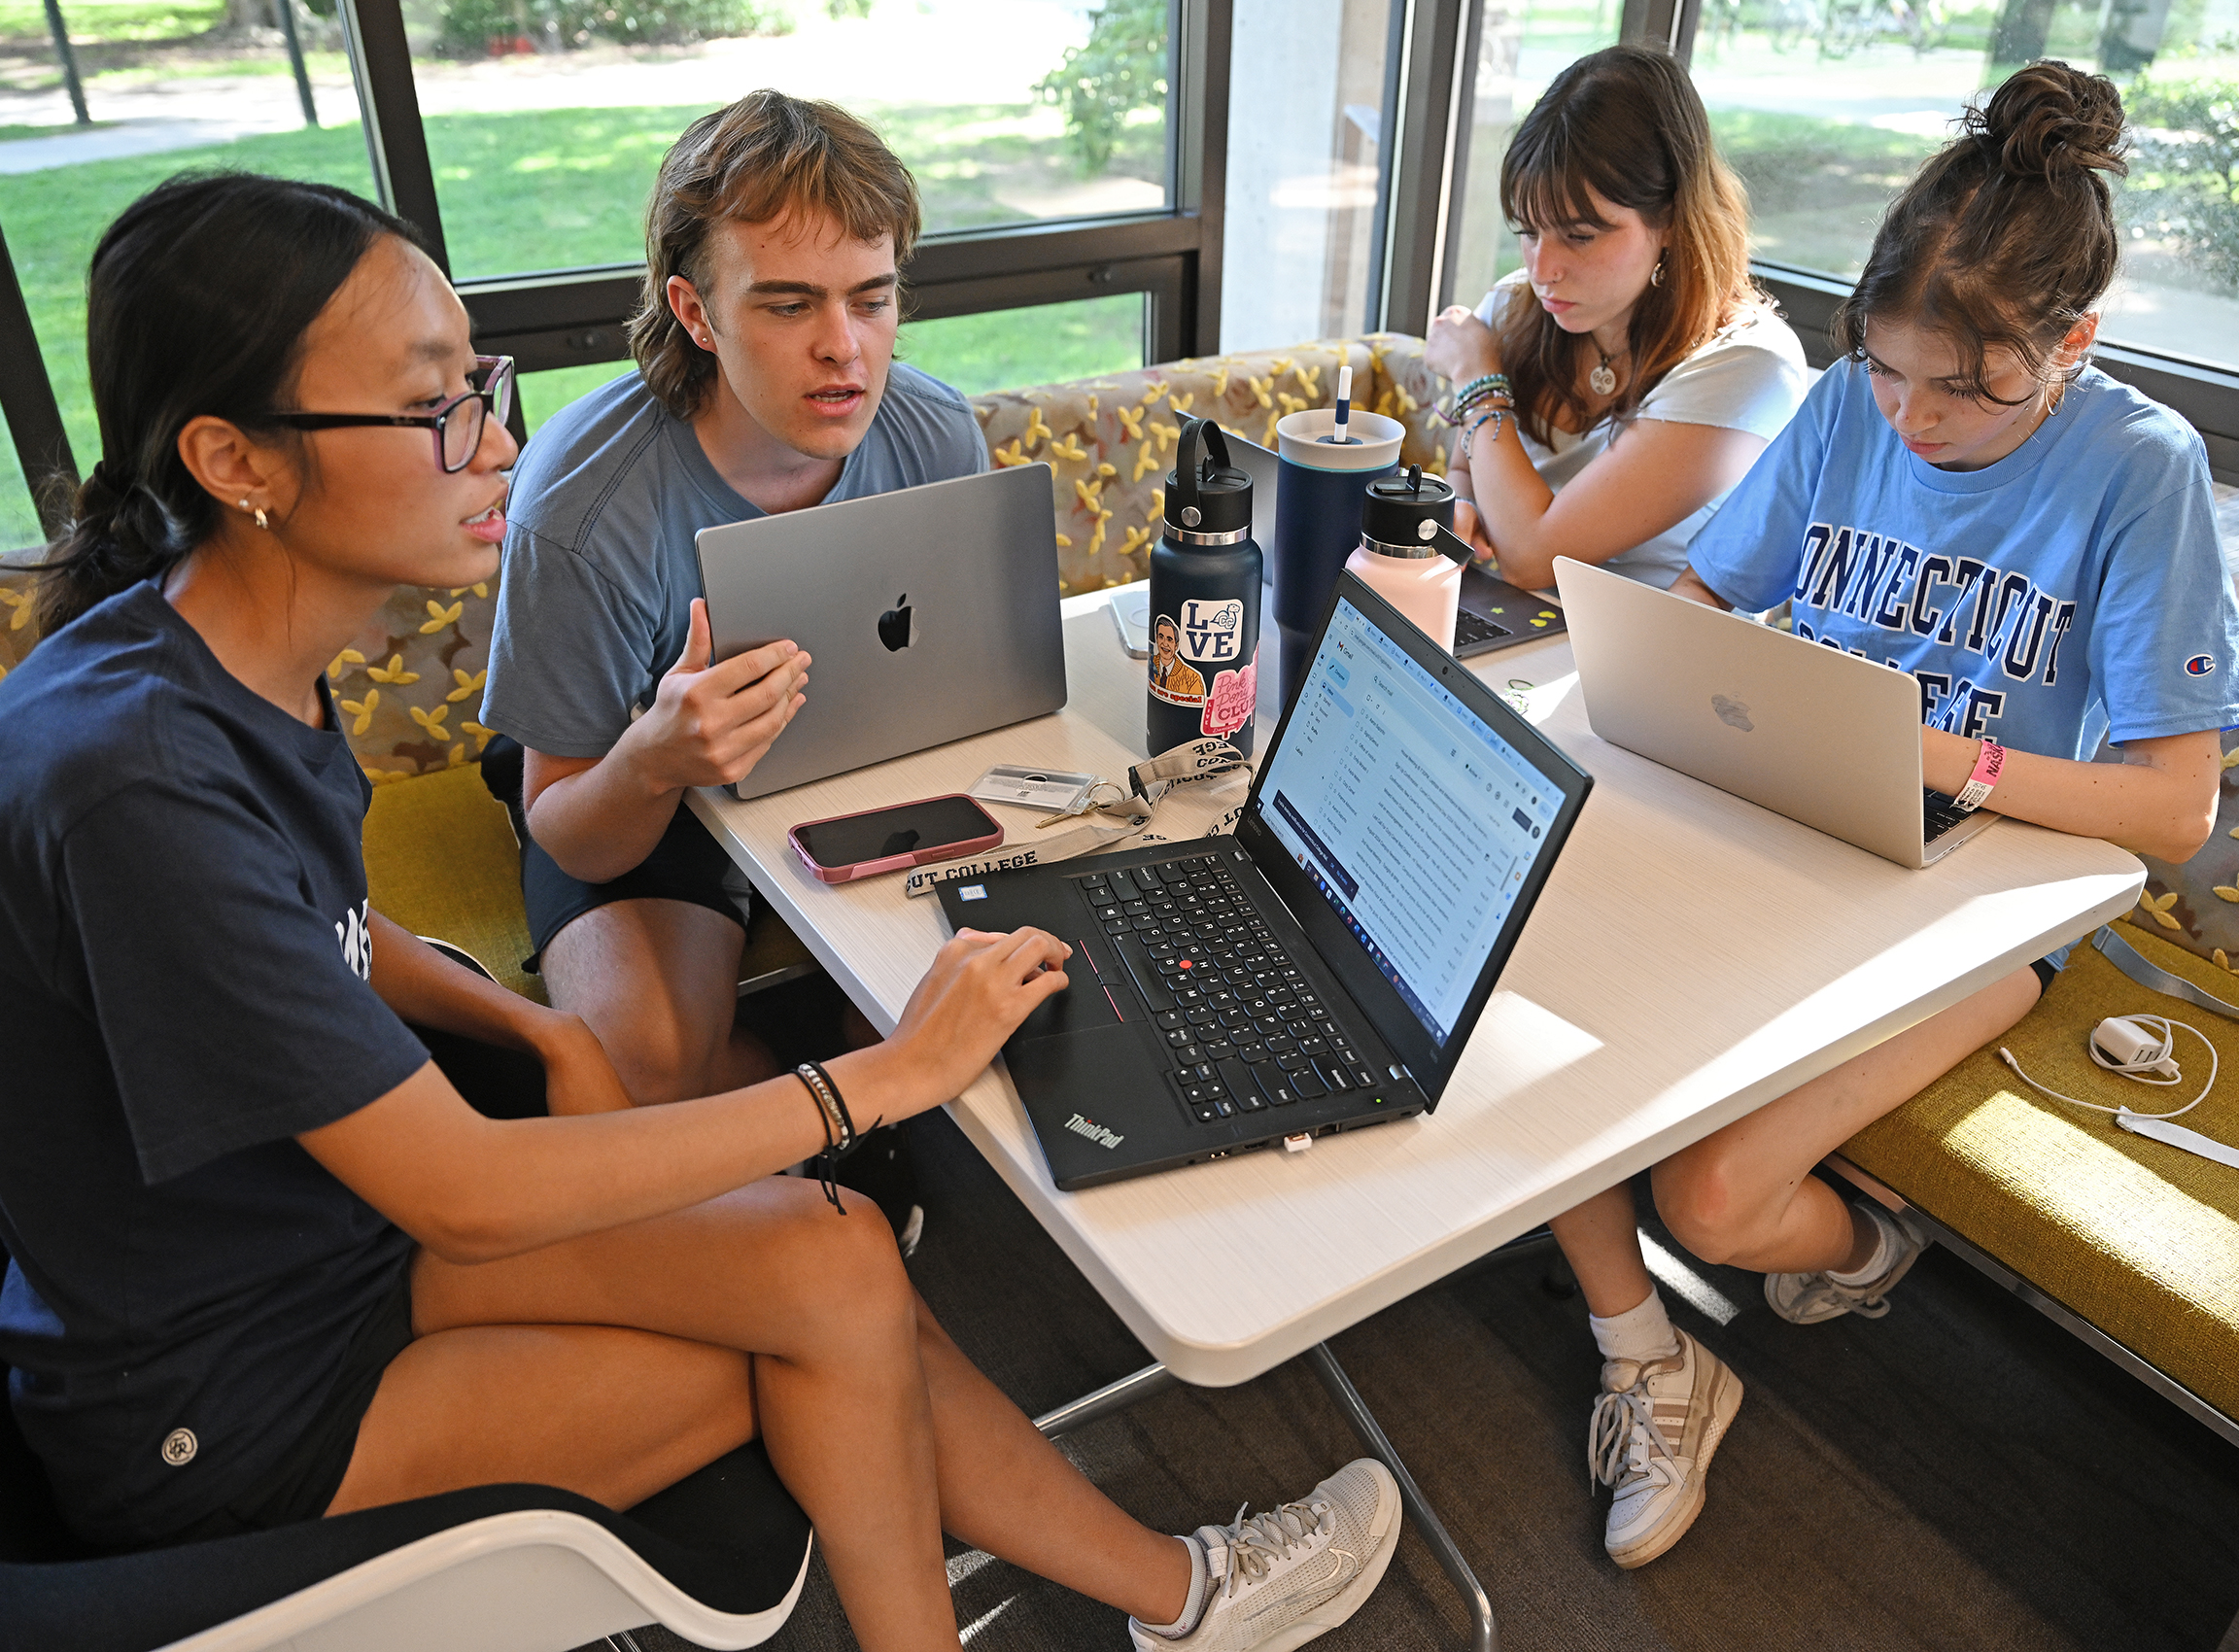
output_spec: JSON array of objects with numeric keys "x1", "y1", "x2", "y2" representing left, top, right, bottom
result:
[{"x1": 1254, "y1": 594, "x2": 1567, "y2": 1050}]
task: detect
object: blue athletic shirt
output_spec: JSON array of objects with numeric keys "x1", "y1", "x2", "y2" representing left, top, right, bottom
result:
[
  {"x1": 0, "y1": 582, "x2": 427, "y2": 1550},
  {"x1": 1688, "y1": 360, "x2": 2239, "y2": 760}
]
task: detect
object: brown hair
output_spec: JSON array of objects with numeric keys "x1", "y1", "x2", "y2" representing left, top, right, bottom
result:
[
  {"x1": 630, "y1": 89, "x2": 922, "y2": 420},
  {"x1": 1496, "y1": 44, "x2": 1758, "y2": 444},
  {"x1": 1834, "y1": 61, "x2": 2126, "y2": 405}
]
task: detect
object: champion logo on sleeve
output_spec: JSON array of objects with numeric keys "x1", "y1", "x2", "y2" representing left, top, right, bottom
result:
[{"x1": 2185, "y1": 654, "x2": 2217, "y2": 676}]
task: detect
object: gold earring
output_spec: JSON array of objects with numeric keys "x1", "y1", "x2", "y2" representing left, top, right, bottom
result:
[
  {"x1": 1650, "y1": 253, "x2": 1667, "y2": 288},
  {"x1": 241, "y1": 499, "x2": 270, "y2": 531}
]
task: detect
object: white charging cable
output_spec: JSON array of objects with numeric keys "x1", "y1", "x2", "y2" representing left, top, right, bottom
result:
[{"x1": 1998, "y1": 1014, "x2": 2218, "y2": 1121}]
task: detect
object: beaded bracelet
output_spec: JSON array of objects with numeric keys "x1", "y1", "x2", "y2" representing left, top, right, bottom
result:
[
  {"x1": 1445, "y1": 371, "x2": 1511, "y2": 427},
  {"x1": 795, "y1": 1059, "x2": 872, "y2": 1214}
]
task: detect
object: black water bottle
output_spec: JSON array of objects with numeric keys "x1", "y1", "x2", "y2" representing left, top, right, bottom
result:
[{"x1": 1148, "y1": 418, "x2": 1262, "y2": 758}]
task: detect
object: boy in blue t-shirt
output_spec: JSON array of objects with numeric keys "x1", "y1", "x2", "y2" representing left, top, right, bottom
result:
[{"x1": 1534, "y1": 63, "x2": 2239, "y2": 1573}]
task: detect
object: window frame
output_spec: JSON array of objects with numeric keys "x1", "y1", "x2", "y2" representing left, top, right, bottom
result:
[{"x1": 0, "y1": 0, "x2": 1235, "y2": 539}]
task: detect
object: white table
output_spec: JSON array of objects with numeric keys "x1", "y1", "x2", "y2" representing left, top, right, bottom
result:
[{"x1": 691, "y1": 589, "x2": 2142, "y2": 1648}]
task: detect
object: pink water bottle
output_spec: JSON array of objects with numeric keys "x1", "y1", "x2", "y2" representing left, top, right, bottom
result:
[{"x1": 1344, "y1": 465, "x2": 1463, "y2": 649}]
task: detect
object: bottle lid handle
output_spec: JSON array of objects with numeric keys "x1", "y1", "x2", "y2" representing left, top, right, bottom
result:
[{"x1": 1173, "y1": 416, "x2": 1204, "y2": 519}]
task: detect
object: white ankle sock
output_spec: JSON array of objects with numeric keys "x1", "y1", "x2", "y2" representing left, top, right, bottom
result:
[
  {"x1": 1138, "y1": 1534, "x2": 1208, "y2": 1639},
  {"x1": 1828, "y1": 1203, "x2": 1898, "y2": 1286},
  {"x1": 1589, "y1": 1289, "x2": 1680, "y2": 1364}
]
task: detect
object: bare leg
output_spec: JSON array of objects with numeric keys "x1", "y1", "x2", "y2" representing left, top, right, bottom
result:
[
  {"x1": 540, "y1": 897, "x2": 778, "y2": 1105},
  {"x1": 1547, "y1": 1182, "x2": 1658, "y2": 1319},
  {"x1": 908, "y1": 1300, "x2": 1191, "y2": 1623},
  {"x1": 363, "y1": 1176, "x2": 1187, "y2": 1648},
  {"x1": 1653, "y1": 967, "x2": 2042, "y2": 1274}
]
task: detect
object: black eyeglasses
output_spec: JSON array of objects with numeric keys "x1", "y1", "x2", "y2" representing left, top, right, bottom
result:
[{"x1": 263, "y1": 356, "x2": 516, "y2": 474}]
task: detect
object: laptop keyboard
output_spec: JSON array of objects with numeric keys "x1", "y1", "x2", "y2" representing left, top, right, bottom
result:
[
  {"x1": 1070, "y1": 853, "x2": 1383, "y2": 1126},
  {"x1": 1923, "y1": 787, "x2": 1971, "y2": 843},
  {"x1": 1453, "y1": 609, "x2": 1513, "y2": 649}
]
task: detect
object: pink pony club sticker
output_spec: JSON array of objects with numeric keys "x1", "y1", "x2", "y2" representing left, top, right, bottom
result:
[
  {"x1": 1200, "y1": 646, "x2": 1258, "y2": 740},
  {"x1": 2186, "y1": 654, "x2": 2217, "y2": 676}
]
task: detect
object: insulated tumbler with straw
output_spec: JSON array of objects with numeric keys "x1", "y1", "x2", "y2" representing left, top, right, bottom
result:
[{"x1": 1269, "y1": 383, "x2": 1403, "y2": 710}]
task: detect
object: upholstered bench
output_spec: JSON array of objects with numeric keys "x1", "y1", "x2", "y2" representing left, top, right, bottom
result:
[{"x1": 1836, "y1": 920, "x2": 2239, "y2": 1437}]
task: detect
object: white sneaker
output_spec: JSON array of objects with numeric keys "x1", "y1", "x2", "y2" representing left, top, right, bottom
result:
[
  {"x1": 1126, "y1": 1458, "x2": 1401, "y2": 1652},
  {"x1": 1764, "y1": 1204, "x2": 1930, "y2": 1325},
  {"x1": 1588, "y1": 1329, "x2": 1742, "y2": 1568}
]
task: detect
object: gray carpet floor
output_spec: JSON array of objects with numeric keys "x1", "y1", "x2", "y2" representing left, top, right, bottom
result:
[{"x1": 606, "y1": 1109, "x2": 2239, "y2": 1652}]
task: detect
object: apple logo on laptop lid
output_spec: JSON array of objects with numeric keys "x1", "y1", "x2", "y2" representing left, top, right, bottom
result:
[
  {"x1": 878, "y1": 594, "x2": 913, "y2": 652},
  {"x1": 1711, "y1": 694, "x2": 1754, "y2": 732}
]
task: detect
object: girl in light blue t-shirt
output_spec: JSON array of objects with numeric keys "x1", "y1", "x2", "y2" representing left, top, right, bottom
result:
[{"x1": 1541, "y1": 61, "x2": 2239, "y2": 1572}]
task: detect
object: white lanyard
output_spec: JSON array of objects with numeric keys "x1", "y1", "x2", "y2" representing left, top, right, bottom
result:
[{"x1": 903, "y1": 739, "x2": 1252, "y2": 899}]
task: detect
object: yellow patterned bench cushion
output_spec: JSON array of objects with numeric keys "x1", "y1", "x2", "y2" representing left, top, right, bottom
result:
[
  {"x1": 1843, "y1": 920, "x2": 2239, "y2": 1421},
  {"x1": 361, "y1": 761, "x2": 544, "y2": 1006}
]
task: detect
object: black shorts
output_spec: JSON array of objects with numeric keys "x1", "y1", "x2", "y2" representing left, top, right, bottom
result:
[
  {"x1": 481, "y1": 736, "x2": 745, "y2": 970},
  {"x1": 158, "y1": 1278, "x2": 415, "y2": 1546},
  {"x1": 2030, "y1": 955, "x2": 2060, "y2": 994}
]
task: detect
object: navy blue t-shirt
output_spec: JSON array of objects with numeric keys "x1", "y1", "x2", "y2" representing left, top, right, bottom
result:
[{"x1": 0, "y1": 581, "x2": 429, "y2": 1549}]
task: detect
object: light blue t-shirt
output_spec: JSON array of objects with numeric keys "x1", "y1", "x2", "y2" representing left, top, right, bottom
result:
[
  {"x1": 1689, "y1": 361, "x2": 2239, "y2": 761},
  {"x1": 483, "y1": 362, "x2": 987, "y2": 759}
]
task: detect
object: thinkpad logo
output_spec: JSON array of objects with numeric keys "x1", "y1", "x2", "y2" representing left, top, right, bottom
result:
[{"x1": 1065, "y1": 1113, "x2": 1125, "y2": 1150}]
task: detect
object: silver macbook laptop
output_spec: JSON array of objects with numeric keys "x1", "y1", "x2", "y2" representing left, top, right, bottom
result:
[
  {"x1": 1555, "y1": 556, "x2": 1997, "y2": 868},
  {"x1": 695, "y1": 464, "x2": 1068, "y2": 802}
]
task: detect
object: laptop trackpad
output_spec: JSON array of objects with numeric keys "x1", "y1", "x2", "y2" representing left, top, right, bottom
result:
[{"x1": 1008, "y1": 963, "x2": 1124, "y2": 1042}]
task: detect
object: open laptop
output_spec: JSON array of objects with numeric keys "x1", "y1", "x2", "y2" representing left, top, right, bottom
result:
[
  {"x1": 696, "y1": 464, "x2": 1067, "y2": 802},
  {"x1": 1555, "y1": 556, "x2": 1998, "y2": 868},
  {"x1": 936, "y1": 571, "x2": 1594, "y2": 1190}
]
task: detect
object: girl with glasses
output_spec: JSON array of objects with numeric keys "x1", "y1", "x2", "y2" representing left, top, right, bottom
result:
[{"x1": 0, "y1": 172, "x2": 1402, "y2": 1652}]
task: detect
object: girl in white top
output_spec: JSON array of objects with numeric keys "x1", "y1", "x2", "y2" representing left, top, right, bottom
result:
[{"x1": 1426, "y1": 45, "x2": 1808, "y2": 592}]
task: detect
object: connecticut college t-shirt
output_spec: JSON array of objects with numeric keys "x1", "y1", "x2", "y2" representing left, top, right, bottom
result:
[
  {"x1": 0, "y1": 582, "x2": 427, "y2": 1549},
  {"x1": 1688, "y1": 361, "x2": 2239, "y2": 759}
]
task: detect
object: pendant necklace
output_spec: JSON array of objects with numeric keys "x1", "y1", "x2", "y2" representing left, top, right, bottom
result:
[{"x1": 1589, "y1": 347, "x2": 1619, "y2": 397}]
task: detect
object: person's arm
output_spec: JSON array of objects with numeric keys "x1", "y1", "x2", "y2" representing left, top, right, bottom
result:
[
  {"x1": 365, "y1": 910, "x2": 631, "y2": 1116},
  {"x1": 1667, "y1": 566, "x2": 1734, "y2": 610},
  {"x1": 525, "y1": 599, "x2": 809, "y2": 884},
  {"x1": 1922, "y1": 729, "x2": 2220, "y2": 864},
  {"x1": 298, "y1": 926, "x2": 1071, "y2": 1264},
  {"x1": 1463, "y1": 416, "x2": 1771, "y2": 592},
  {"x1": 1425, "y1": 304, "x2": 1770, "y2": 591}
]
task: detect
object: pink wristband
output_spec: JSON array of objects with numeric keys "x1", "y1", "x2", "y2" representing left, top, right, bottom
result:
[{"x1": 1954, "y1": 739, "x2": 2004, "y2": 812}]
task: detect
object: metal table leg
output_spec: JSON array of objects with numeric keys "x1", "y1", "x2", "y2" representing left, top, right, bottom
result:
[
  {"x1": 1306, "y1": 1342, "x2": 1498, "y2": 1652},
  {"x1": 1035, "y1": 1360, "x2": 1178, "y2": 1439},
  {"x1": 1032, "y1": 1350, "x2": 1497, "y2": 1651}
]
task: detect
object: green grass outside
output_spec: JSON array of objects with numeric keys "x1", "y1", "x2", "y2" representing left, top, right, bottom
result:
[
  {"x1": 0, "y1": 0, "x2": 225, "y2": 43},
  {"x1": 0, "y1": 96, "x2": 1161, "y2": 548}
]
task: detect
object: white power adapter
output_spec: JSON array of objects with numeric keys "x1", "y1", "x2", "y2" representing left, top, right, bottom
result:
[
  {"x1": 2090, "y1": 1015, "x2": 2183, "y2": 1081},
  {"x1": 2000, "y1": 1009, "x2": 2214, "y2": 1121}
]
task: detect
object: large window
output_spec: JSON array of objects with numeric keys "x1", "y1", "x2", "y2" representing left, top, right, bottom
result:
[
  {"x1": 0, "y1": 0, "x2": 1204, "y2": 548},
  {"x1": 403, "y1": 0, "x2": 1174, "y2": 283},
  {"x1": 1220, "y1": 0, "x2": 1392, "y2": 350},
  {"x1": 1689, "y1": 0, "x2": 2239, "y2": 368}
]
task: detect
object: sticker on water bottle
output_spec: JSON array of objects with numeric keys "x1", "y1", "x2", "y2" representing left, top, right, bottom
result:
[
  {"x1": 1148, "y1": 612, "x2": 1207, "y2": 707},
  {"x1": 1178, "y1": 598, "x2": 1245, "y2": 666},
  {"x1": 1200, "y1": 644, "x2": 1257, "y2": 740}
]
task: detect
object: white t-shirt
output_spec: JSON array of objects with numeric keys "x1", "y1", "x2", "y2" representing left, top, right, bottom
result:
[{"x1": 1473, "y1": 273, "x2": 1809, "y2": 588}]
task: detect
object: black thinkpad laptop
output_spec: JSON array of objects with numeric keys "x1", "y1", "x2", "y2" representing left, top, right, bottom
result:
[{"x1": 936, "y1": 572, "x2": 1593, "y2": 1190}]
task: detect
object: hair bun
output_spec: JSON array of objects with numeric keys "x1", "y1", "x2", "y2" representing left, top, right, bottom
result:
[{"x1": 1972, "y1": 61, "x2": 2128, "y2": 181}]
